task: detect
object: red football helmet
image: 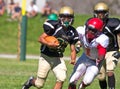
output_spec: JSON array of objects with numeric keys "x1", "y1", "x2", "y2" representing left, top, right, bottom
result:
[
  {"x1": 87, "y1": 18, "x2": 104, "y2": 32},
  {"x1": 86, "y1": 18, "x2": 104, "y2": 43}
]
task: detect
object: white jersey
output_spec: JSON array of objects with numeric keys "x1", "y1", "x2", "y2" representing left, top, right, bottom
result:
[{"x1": 76, "y1": 26, "x2": 109, "y2": 60}]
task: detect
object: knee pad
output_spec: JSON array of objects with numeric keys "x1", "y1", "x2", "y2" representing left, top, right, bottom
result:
[
  {"x1": 53, "y1": 63, "x2": 67, "y2": 82},
  {"x1": 83, "y1": 66, "x2": 99, "y2": 85},
  {"x1": 35, "y1": 77, "x2": 45, "y2": 89},
  {"x1": 97, "y1": 72, "x2": 106, "y2": 81},
  {"x1": 97, "y1": 66, "x2": 106, "y2": 81},
  {"x1": 56, "y1": 72, "x2": 66, "y2": 82}
]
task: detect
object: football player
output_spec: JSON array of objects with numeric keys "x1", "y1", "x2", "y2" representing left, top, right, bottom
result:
[
  {"x1": 93, "y1": 2, "x2": 120, "y2": 89},
  {"x1": 22, "y1": 6, "x2": 79, "y2": 89},
  {"x1": 68, "y1": 18, "x2": 109, "y2": 89}
]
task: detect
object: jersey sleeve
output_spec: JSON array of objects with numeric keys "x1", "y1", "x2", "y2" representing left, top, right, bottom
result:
[
  {"x1": 106, "y1": 18, "x2": 120, "y2": 33},
  {"x1": 43, "y1": 20, "x2": 58, "y2": 35},
  {"x1": 96, "y1": 34, "x2": 109, "y2": 48},
  {"x1": 68, "y1": 26, "x2": 79, "y2": 44},
  {"x1": 76, "y1": 26, "x2": 85, "y2": 37},
  {"x1": 97, "y1": 44, "x2": 106, "y2": 56}
]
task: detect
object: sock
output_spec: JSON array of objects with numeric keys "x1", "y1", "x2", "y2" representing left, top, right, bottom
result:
[
  {"x1": 99, "y1": 80, "x2": 107, "y2": 89},
  {"x1": 68, "y1": 83, "x2": 76, "y2": 89},
  {"x1": 108, "y1": 74, "x2": 115, "y2": 89},
  {"x1": 78, "y1": 81, "x2": 87, "y2": 89}
]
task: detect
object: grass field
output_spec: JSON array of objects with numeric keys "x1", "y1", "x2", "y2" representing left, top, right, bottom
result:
[
  {"x1": 0, "y1": 13, "x2": 120, "y2": 89},
  {"x1": 0, "y1": 58, "x2": 120, "y2": 89}
]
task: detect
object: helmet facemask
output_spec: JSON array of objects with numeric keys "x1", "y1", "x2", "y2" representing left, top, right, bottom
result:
[
  {"x1": 85, "y1": 18, "x2": 103, "y2": 43},
  {"x1": 59, "y1": 6, "x2": 74, "y2": 27},
  {"x1": 94, "y1": 10, "x2": 109, "y2": 22},
  {"x1": 59, "y1": 14, "x2": 74, "y2": 27},
  {"x1": 85, "y1": 26, "x2": 100, "y2": 43}
]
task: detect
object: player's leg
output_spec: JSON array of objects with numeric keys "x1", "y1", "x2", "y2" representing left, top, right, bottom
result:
[
  {"x1": 99, "y1": 79, "x2": 107, "y2": 89},
  {"x1": 68, "y1": 82, "x2": 77, "y2": 89},
  {"x1": 106, "y1": 51, "x2": 118, "y2": 89},
  {"x1": 22, "y1": 76, "x2": 35, "y2": 89},
  {"x1": 97, "y1": 60, "x2": 107, "y2": 89},
  {"x1": 22, "y1": 56, "x2": 51, "y2": 89},
  {"x1": 68, "y1": 63, "x2": 86, "y2": 89},
  {"x1": 78, "y1": 65, "x2": 99, "y2": 89},
  {"x1": 68, "y1": 53, "x2": 88, "y2": 89},
  {"x1": 52, "y1": 58, "x2": 67, "y2": 89}
]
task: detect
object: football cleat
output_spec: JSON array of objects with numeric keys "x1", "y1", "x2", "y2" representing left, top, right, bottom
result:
[
  {"x1": 22, "y1": 76, "x2": 34, "y2": 89},
  {"x1": 68, "y1": 83, "x2": 76, "y2": 89}
]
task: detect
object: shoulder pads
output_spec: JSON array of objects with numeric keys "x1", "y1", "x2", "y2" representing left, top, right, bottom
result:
[{"x1": 106, "y1": 18, "x2": 120, "y2": 31}]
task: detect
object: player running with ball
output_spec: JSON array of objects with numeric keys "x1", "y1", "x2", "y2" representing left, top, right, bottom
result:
[{"x1": 22, "y1": 6, "x2": 79, "y2": 89}]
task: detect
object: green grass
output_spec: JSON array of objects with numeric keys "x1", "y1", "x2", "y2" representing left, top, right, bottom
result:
[{"x1": 0, "y1": 58, "x2": 120, "y2": 89}]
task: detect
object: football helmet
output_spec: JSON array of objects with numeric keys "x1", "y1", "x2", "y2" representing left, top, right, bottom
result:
[
  {"x1": 59, "y1": 6, "x2": 74, "y2": 27},
  {"x1": 93, "y1": 2, "x2": 109, "y2": 21},
  {"x1": 47, "y1": 13, "x2": 58, "y2": 21},
  {"x1": 87, "y1": 18, "x2": 104, "y2": 32},
  {"x1": 86, "y1": 18, "x2": 104, "y2": 42}
]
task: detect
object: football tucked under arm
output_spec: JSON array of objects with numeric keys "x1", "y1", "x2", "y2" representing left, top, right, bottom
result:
[{"x1": 44, "y1": 36, "x2": 60, "y2": 48}]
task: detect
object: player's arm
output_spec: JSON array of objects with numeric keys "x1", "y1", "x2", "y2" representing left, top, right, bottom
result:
[
  {"x1": 38, "y1": 33, "x2": 59, "y2": 47},
  {"x1": 112, "y1": 19, "x2": 120, "y2": 59},
  {"x1": 112, "y1": 33, "x2": 120, "y2": 59},
  {"x1": 75, "y1": 40, "x2": 82, "y2": 53},
  {"x1": 96, "y1": 44, "x2": 107, "y2": 66},
  {"x1": 97, "y1": 44, "x2": 106, "y2": 61},
  {"x1": 70, "y1": 44, "x2": 76, "y2": 65},
  {"x1": 39, "y1": 20, "x2": 59, "y2": 47},
  {"x1": 38, "y1": 33, "x2": 49, "y2": 45},
  {"x1": 96, "y1": 34, "x2": 109, "y2": 65}
]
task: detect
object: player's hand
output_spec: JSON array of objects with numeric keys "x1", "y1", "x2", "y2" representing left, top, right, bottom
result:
[
  {"x1": 112, "y1": 51, "x2": 120, "y2": 59},
  {"x1": 47, "y1": 42, "x2": 59, "y2": 48},
  {"x1": 96, "y1": 59, "x2": 101, "y2": 66},
  {"x1": 75, "y1": 47, "x2": 80, "y2": 54},
  {"x1": 70, "y1": 60, "x2": 76, "y2": 65}
]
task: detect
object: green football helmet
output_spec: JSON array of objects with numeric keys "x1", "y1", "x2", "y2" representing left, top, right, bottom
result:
[{"x1": 47, "y1": 13, "x2": 58, "y2": 21}]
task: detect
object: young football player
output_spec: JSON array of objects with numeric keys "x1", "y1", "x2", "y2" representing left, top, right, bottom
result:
[
  {"x1": 22, "y1": 6, "x2": 79, "y2": 89},
  {"x1": 68, "y1": 18, "x2": 109, "y2": 89},
  {"x1": 93, "y1": 2, "x2": 120, "y2": 89}
]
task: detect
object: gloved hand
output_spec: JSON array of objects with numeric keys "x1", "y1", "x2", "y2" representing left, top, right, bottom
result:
[
  {"x1": 96, "y1": 59, "x2": 101, "y2": 66},
  {"x1": 112, "y1": 51, "x2": 120, "y2": 59},
  {"x1": 75, "y1": 47, "x2": 80, "y2": 54}
]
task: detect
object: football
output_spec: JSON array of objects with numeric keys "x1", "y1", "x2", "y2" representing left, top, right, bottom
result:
[{"x1": 45, "y1": 36, "x2": 59, "y2": 45}]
